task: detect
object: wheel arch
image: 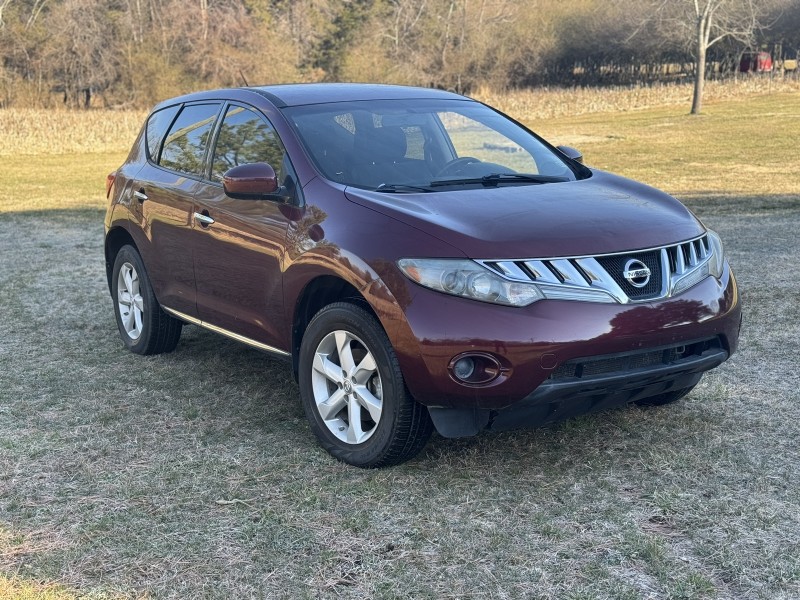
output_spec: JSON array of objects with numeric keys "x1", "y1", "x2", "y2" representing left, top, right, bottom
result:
[
  {"x1": 105, "y1": 226, "x2": 137, "y2": 294},
  {"x1": 291, "y1": 275, "x2": 378, "y2": 381}
]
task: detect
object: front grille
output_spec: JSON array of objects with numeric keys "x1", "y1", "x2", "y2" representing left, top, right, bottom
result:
[
  {"x1": 480, "y1": 233, "x2": 713, "y2": 304},
  {"x1": 596, "y1": 250, "x2": 663, "y2": 300},
  {"x1": 549, "y1": 338, "x2": 720, "y2": 381}
]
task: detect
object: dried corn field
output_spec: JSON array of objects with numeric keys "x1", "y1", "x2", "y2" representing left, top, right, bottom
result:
[
  {"x1": 1, "y1": 78, "x2": 798, "y2": 157},
  {"x1": 0, "y1": 109, "x2": 147, "y2": 157},
  {"x1": 474, "y1": 77, "x2": 800, "y2": 121}
]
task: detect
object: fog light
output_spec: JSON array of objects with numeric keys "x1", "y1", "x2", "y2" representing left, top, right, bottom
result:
[
  {"x1": 447, "y1": 352, "x2": 507, "y2": 386},
  {"x1": 452, "y1": 357, "x2": 475, "y2": 381}
]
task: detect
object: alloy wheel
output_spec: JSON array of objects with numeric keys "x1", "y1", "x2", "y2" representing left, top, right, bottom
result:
[
  {"x1": 310, "y1": 330, "x2": 383, "y2": 444},
  {"x1": 117, "y1": 261, "x2": 144, "y2": 340}
]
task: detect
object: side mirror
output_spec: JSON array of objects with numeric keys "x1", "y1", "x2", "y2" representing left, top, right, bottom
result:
[
  {"x1": 223, "y1": 162, "x2": 283, "y2": 200},
  {"x1": 556, "y1": 145, "x2": 584, "y2": 164}
]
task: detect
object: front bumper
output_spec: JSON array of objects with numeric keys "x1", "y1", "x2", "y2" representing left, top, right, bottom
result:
[
  {"x1": 385, "y1": 263, "x2": 740, "y2": 432},
  {"x1": 429, "y1": 338, "x2": 727, "y2": 436}
]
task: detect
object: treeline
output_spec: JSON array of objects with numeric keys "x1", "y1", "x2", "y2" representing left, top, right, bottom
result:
[{"x1": 0, "y1": 0, "x2": 798, "y2": 109}]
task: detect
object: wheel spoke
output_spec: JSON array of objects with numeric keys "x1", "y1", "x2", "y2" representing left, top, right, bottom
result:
[
  {"x1": 352, "y1": 352, "x2": 377, "y2": 383},
  {"x1": 130, "y1": 272, "x2": 139, "y2": 296},
  {"x1": 353, "y1": 385, "x2": 382, "y2": 423},
  {"x1": 346, "y1": 397, "x2": 365, "y2": 444},
  {"x1": 119, "y1": 290, "x2": 133, "y2": 306},
  {"x1": 124, "y1": 268, "x2": 134, "y2": 294},
  {"x1": 133, "y1": 294, "x2": 144, "y2": 312},
  {"x1": 313, "y1": 352, "x2": 344, "y2": 385},
  {"x1": 317, "y1": 388, "x2": 347, "y2": 420},
  {"x1": 334, "y1": 331, "x2": 356, "y2": 375},
  {"x1": 122, "y1": 307, "x2": 135, "y2": 332}
]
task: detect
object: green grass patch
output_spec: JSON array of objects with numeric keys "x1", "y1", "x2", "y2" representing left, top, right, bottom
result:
[
  {"x1": 0, "y1": 153, "x2": 127, "y2": 213},
  {"x1": 528, "y1": 91, "x2": 800, "y2": 200}
]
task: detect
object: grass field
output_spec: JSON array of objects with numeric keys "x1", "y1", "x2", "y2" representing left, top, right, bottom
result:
[{"x1": 1, "y1": 86, "x2": 799, "y2": 599}]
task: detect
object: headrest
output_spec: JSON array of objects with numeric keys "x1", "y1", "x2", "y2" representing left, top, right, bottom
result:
[{"x1": 354, "y1": 125, "x2": 407, "y2": 163}]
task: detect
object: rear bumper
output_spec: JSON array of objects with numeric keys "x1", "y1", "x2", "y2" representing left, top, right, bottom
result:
[{"x1": 428, "y1": 340, "x2": 727, "y2": 437}]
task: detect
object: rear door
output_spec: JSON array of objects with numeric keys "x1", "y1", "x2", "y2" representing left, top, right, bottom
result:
[{"x1": 132, "y1": 102, "x2": 223, "y2": 317}]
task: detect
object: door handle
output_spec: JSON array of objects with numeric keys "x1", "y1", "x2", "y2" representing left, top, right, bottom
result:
[
  {"x1": 133, "y1": 190, "x2": 148, "y2": 202},
  {"x1": 194, "y1": 211, "x2": 215, "y2": 226}
]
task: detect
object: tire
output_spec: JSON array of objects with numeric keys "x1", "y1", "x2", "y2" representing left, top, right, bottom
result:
[
  {"x1": 111, "y1": 245, "x2": 182, "y2": 355},
  {"x1": 298, "y1": 302, "x2": 433, "y2": 468},
  {"x1": 634, "y1": 384, "x2": 697, "y2": 407}
]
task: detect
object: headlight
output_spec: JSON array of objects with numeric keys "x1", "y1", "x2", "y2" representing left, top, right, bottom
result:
[
  {"x1": 706, "y1": 229, "x2": 725, "y2": 278},
  {"x1": 397, "y1": 258, "x2": 544, "y2": 307}
]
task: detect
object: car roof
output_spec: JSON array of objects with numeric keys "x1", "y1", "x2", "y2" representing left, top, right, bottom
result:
[
  {"x1": 248, "y1": 83, "x2": 467, "y2": 108},
  {"x1": 149, "y1": 83, "x2": 471, "y2": 115}
]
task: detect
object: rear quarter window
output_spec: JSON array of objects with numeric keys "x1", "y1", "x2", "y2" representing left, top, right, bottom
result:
[
  {"x1": 145, "y1": 105, "x2": 180, "y2": 161},
  {"x1": 159, "y1": 103, "x2": 221, "y2": 176}
]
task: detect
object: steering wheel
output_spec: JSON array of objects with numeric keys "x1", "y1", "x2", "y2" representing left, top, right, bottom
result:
[{"x1": 435, "y1": 156, "x2": 481, "y2": 177}]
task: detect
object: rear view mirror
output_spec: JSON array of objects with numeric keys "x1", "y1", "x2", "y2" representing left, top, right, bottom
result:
[
  {"x1": 223, "y1": 163, "x2": 282, "y2": 200},
  {"x1": 556, "y1": 145, "x2": 584, "y2": 164}
]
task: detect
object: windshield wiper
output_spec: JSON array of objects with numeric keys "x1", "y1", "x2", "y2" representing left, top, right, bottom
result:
[
  {"x1": 430, "y1": 173, "x2": 569, "y2": 187},
  {"x1": 375, "y1": 183, "x2": 435, "y2": 193}
]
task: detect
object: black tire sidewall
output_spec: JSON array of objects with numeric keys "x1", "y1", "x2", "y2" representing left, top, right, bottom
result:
[{"x1": 298, "y1": 303, "x2": 408, "y2": 467}]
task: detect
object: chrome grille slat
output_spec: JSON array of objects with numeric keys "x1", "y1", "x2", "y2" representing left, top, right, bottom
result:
[
  {"x1": 490, "y1": 261, "x2": 529, "y2": 281},
  {"x1": 676, "y1": 244, "x2": 686, "y2": 274},
  {"x1": 549, "y1": 259, "x2": 590, "y2": 287},
  {"x1": 476, "y1": 233, "x2": 713, "y2": 305},
  {"x1": 574, "y1": 257, "x2": 629, "y2": 303},
  {"x1": 523, "y1": 260, "x2": 561, "y2": 284},
  {"x1": 689, "y1": 241, "x2": 699, "y2": 266}
]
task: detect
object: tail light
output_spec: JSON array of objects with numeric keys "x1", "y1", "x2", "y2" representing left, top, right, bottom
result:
[{"x1": 106, "y1": 171, "x2": 117, "y2": 199}]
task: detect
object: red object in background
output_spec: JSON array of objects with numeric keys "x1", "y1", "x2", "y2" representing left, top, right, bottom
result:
[{"x1": 739, "y1": 51, "x2": 773, "y2": 73}]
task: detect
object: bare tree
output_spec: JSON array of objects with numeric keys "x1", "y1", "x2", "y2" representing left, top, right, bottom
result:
[
  {"x1": 656, "y1": 0, "x2": 764, "y2": 113},
  {"x1": 43, "y1": 0, "x2": 118, "y2": 107}
]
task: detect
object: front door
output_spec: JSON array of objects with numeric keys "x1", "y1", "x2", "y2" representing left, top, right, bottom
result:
[{"x1": 191, "y1": 104, "x2": 296, "y2": 350}]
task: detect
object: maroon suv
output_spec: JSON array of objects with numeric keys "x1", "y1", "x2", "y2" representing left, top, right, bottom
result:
[{"x1": 104, "y1": 84, "x2": 741, "y2": 467}]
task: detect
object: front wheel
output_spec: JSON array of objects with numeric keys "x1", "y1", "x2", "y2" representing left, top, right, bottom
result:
[
  {"x1": 111, "y1": 245, "x2": 182, "y2": 355},
  {"x1": 299, "y1": 303, "x2": 433, "y2": 468}
]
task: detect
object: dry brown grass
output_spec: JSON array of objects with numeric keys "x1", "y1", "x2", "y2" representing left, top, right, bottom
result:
[
  {"x1": 474, "y1": 77, "x2": 800, "y2": 121},
  {"x1": 1, "y1": 78, "x2": 797, "y2": 158},
  {"x1": 0, "y1": 109, "x2": 146, "y2": 157}
]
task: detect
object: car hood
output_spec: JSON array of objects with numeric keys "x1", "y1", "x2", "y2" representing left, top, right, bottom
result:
[{"x1": 343, "y1": 170, "x2": 704, "y2": 259}]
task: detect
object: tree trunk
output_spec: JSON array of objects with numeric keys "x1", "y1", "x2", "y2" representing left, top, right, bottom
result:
[
  {"x1": 691, "y1": 18, "x2": 707, "y2": 115},
  {"x1": 691, "y1": 45, "x2": 706, "y2": 114}
]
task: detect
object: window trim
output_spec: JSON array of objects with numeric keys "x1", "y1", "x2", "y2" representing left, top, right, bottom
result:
[
  {"x1": 146, "y1": 104, "x2": 182, "y2": 164},
  {"x1": 151, "y1": 101, "x2": 225, "y2": 181},
  {"x1": 205, "y1": 100, "x2": 305, "y2": 206}
]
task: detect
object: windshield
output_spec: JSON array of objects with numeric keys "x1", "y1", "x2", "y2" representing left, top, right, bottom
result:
[{"x1": 284, "y1": 99, "x2": 586, "y2": 192}]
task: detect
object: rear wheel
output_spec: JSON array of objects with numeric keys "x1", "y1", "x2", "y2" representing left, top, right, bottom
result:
[
  {"x1": 111, "y1": 245, "x2": 182, "y2": 355},
  {"x1": 299, "y1": 302, "x2": 433, "y2": 468},
  {"x1": 635, "y1": 384, "x2": 697, "y2": 407}
]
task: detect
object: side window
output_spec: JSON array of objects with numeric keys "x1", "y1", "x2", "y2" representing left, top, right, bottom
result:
[
  {"x1": 145, "y1": 105, "x2": 180, "y2": 161},
  {"x1": 211, "y1": 106, "x2": 286, "y2": 183},
  {"x1": 159, "y1": 103, "x2": 221, "y2": 176}
]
